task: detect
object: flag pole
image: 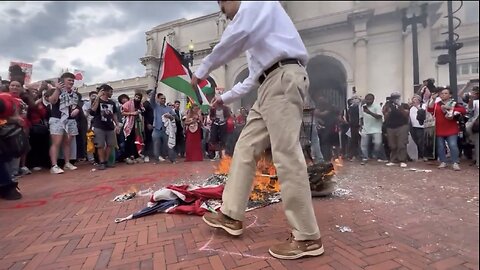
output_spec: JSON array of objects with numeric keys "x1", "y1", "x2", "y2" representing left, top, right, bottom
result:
[{"x1": 154, "y1": 36, "x2": 167, "y2": 92}]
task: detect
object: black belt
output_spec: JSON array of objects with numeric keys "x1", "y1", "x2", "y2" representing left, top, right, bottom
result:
[{"x1": 258, "y1": 58, "x2": 302, "y2": 84}]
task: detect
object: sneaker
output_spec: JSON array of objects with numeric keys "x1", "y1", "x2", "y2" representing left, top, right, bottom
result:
[
  {"x1": 125, "y1": 158, "x2": 135, "y2": 165},
  {"x1": 50, "y1": 165, "x2": 64, "y2": 174},
  {"x1": 97, "y1": 163, "x2": 106, "y2": 170},
  {"x1": 0, "y1": 182, "x2": 22, "y2": 200},
  {"x1": 400, "y1": 162, "x2": 407, "y2": 168},
  {"x1": 32, "y1": 167, "x2": 42, "y2": 171},
  {"x1": 438, "y1": 162, "x2": 448, "y2": 169},
  {"x1": 158, "y1": 156, "x2": 166, "y2": 162},
  {"x1": 144, "y1": 156, "x2": 150, "y2": 163},
  {"x1": 422, "y1": 157, "x2": 429, "y2": 162},
  {"x1": 360, "y1": 159, "x2": 367, "y2": 165},
  {"x1": 20, "y1": 166, "x2": 32, "y2": 175},
  {"x1": 452, "y1": 163, "x2": 461, "y2": 171},
  {"x1": 64, "y1": 162, "x2": 78, "y2": 171},
  {"x1": 386, "y1": 162, "x2": 397, "y2": 166},
  {"x1": 268, "y1": 235, "x2": 324, "y2": 260},
  {"x1": 377, "y1": 159, "x2": 388, "y2": 163},
  {"x1": 135, "y1": 157, "x2": 144, "y2": 164},
  {"x1": 202, "y1": 212, "x2": 243, "y2": 236}
]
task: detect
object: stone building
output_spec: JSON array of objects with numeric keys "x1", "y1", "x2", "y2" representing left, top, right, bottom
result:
[{"x1": 80, "y1": 1, "x2": 480, "y2": 112}]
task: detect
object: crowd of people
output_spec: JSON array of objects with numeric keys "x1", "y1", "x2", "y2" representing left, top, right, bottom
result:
[
  {"x1": 0, "y1": 64, "x2": 478, "y2": 202},
  {"x1": 309, "y1": 78, "x2": 479, "y2": 172},
  {"x1": 0, "y1": 66, "x2": 249, "y2": 200}
]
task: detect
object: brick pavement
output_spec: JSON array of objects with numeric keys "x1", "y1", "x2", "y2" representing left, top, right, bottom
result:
[{"x1": 0, "y1": 159, "x2": 478, "y2": 270}]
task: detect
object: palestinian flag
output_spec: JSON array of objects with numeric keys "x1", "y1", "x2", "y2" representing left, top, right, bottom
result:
[
  {"x1": 198, "y1": 76, "x2": 217, "y2": 101},
  {"x1": 160, "y1": 42, "x2": 210, "y2": 111}
]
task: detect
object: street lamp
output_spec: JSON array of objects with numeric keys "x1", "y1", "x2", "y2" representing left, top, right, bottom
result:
[
  {"x1": 181, "y1": 40, "x2": 195, "y2": 67},
  {"x1": 402, "y1": 3, "x2": 428, "y2": 94}
]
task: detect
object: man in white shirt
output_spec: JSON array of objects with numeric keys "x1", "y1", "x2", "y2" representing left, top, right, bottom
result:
[
  {"x1": 359, "y1": 94, "x2": 384, "y2": 164},
  {"x1": 191, "y1": 1, "x2": 323, "y2": 260},
  {"x1": 409, "y1": 94, "x2": 428, "y2": 161}
]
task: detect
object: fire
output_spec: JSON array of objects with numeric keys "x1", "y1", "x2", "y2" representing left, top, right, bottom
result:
[{"x1": 215, "y1": 153, "x2": 280, "y2": 201}]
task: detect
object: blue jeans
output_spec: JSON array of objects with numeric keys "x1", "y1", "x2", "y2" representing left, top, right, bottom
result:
[
  {"x1": 436, "y1": 135, "x2": 460, "y2": 164},
  {"x1": 152, "y1": 128, "x2": 176, "y2": 162},
  {"x1": 310, "y1": 127, "x2": 324, "y2": 163},
  {"x1": 0, "y1": 161, "x2": 13, "y2": 187},
  {"x1": 360, "y1": 133, "x2": 383, "y2": 159}
]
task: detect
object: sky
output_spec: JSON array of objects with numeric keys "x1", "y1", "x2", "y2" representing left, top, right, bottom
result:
[{"x1": 0, "y1": 1, "x2": 219, "y2": 85}]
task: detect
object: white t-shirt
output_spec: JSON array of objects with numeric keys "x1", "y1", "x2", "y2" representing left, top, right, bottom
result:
[
  {"x1": 359, "y1": 103, "x2": 383, "y2": 134},
  {"x1": 409, "y1": 103, "x2": 427, "y2": 128}
]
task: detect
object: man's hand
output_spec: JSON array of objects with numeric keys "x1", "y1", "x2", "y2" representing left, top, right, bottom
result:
[
  {"x1": 70, "y1": 108, "x2": 80, "y2": 118},
  {"x1": 211, "y1": 96, "x2": 224, "y2": 109},
  {"x1": 191, "y1": 75, "x2": 200, "y2": 92},
  {"x1": 115, "y1": 125, "x2": 121, "y2": 134}
]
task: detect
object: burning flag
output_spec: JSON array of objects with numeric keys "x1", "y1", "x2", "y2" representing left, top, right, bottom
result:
[{"x1": 160, "y1": 42, "x2": 210, "y2": 112}]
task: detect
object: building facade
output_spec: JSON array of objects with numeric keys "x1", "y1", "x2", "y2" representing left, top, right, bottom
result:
[{"x1": 80, "y1": 1, "x2": 480, "y2": 112}]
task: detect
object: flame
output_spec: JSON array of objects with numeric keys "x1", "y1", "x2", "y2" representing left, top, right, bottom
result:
[
  {"x1": 125, "y1": 185, "x2": 138, "y2": 194},
  {"x1": 215, "y1": 153, "x2": 280, "y2": 201},
  {"x1": 333, "y1": 157, "x2": 343, "y2": 171}
]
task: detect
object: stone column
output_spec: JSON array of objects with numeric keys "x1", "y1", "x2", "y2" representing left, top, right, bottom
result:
[
  {"x1": 402, "y1": 28, "x2": 413, "y2": 101},
  {"x1": 349, "y1": 10, "x2": 373, "y2": 98}
]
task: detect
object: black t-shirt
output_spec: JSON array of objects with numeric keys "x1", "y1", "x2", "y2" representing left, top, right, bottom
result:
[
  {"x1": 91, "y1": 99, "x2": 118, "y2": 130},
  {"x1": 384, "y1": 102, "x2": 409, "y2": 129}
]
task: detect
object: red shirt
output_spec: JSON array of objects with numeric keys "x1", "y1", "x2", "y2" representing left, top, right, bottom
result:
[
  {"x1": 427, "y1": 101, "x2": 466, "y2": 137},
  {"x1": 0, "y1": 92, "x2": 16, "y2": 120}
]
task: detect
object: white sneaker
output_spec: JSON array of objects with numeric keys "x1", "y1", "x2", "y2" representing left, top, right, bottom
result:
[
  {"x1": 158, "y1": 156, "x2": 166, "y2": 162},
  {"x1": 438, "y1": 162, "x2": 448, "y2": 169},
  {"x1": 400, "y1": 162, "x2": 407, "y2": 168},
  {"x1": 452, "y1": 163, "x2": 461, "y2": 171},
  {"x1": 377, "y1": 159, "x2": 388, "y2": 163},
  {"x1": 50, "y1": 165, "x2": 64, "y2": 174},
  {"x1": 386, "y1": 162, "x2": 397, "y2": 166},
  {"x1": 20, "y1": 166, "x2": 32, "y2": 175},
  {"x1": 32, "y1": 167, "x2": 42, "y2": 171},
  {"x1": 144, "y1": 156, "x2": 150, "y2": 163},
  {"x1": 64, "y1": 162, "x2": 78, "y2": 171},
  {"x1": 360, "y1": 159, "x2": 368, "y2": 165}
]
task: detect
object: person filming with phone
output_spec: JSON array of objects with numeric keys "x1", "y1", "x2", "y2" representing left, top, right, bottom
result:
[{"x1": 47, "y1": 72, "x2": 79, "y2": 174}]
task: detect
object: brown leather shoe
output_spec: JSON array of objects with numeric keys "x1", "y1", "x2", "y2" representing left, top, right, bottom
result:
[
  {"x1": 269, "y1": 236, "x2": 324, "y2": 260},
  {"x1": 202, "y1": 212, "x2": 243, "y2": 236}
]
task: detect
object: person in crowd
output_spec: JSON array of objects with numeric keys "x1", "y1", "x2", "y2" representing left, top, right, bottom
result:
[
  {"x1": 191, "y1": 1, "x2": 323, "y2": 259},
  {"x1": 83, "y1": 90, "x2": 98, "y2": 163},
  {"x1": 359, "y1": 93, "x2": 384, "y2": 165},
  {"x1": 0, "y1": 92, "x2": 23, "y2": 200},
  {"x1": 149, "y1": 90, "x2": 177, "y2": 163},
  {"x1": 73, "y1": 91, "x2": 88, "y2": 163},
  {"x1": 235, "y1": 107, "x2": 248, "y2": 127},
  {"x1": 224, "y1": 108, "x2": 235, "y2": 157},
  {"x1": 47, "y1": 72, "x2": 79, "y2": 174},
  {"x1": 142, "y1": 90, "x2": 155, "y2": 163},
  {"x1": 466, "y1": 86, "x2": 479, "y2": 168},
  {"x1": 7, "y1": 80, "x2": 31, "y2": 177},
  {"x1": 26, "y1": 83, "x2": 51, "y2": 170},
  {"x1": 122, "y1": 91, "x2": 145, "y2": 164},
  {"x1": 347, "y1": 95, "x2": 362, "y2": 161},
  {"x1": 409, "y1": 94, "x2": 428, "y2": 161},
  {"x1": 208, "y1": 103, "x2": 231, "y2": 160},
  {"x1": 173, "y1": 100, "x2": 186, "y2": 158},
  {"x1": 428, "y1": 87, "x2": 467, "y2": 170},
  {"x1": 382, "y1": 92, "x2": 410, "y2": 168},
  {"x1": 316, "y1": 98, "x2": 340, "y2": 162},
  {"x1": 89, "y1": 84, "x2": 120, "y2": 170},
  {"x1": 184, "y1": 103, "x2": 204, "y2": 162}
]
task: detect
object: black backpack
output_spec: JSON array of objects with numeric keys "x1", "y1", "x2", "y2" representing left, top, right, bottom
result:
[
  {"x1": 0, "y1": 123, "x2": 30, "y2": 160},
  {"x1": 416, "y1": 108, "x2": 427, "y2": 125}
]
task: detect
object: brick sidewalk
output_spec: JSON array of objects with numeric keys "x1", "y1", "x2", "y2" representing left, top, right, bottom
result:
[{"x1": 0, "y1": 160, "x2": 478, "y2": 270}]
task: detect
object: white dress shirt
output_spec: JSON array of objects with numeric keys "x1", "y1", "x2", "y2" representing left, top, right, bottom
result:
[{"x1": 194, "y1": 1, "x2": 308, "y2": 105}]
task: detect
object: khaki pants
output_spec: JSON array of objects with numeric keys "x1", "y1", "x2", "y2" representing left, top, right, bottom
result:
[
  {"x1": 386, "y1": 125, "x2": 409, "y2": 162},
  {"x1": 220, "y1": 64, "x2": 321, "y2": 241}
]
